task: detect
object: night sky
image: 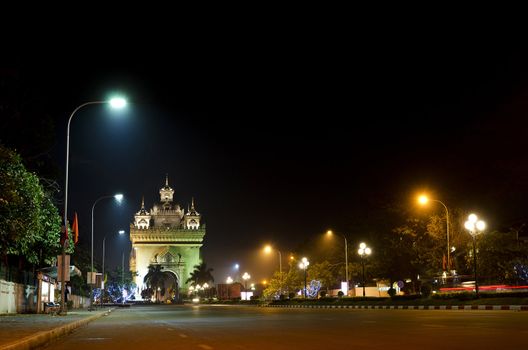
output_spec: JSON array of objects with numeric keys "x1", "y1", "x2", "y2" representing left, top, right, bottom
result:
[{"x1": 4, "y1": 34, "x2": 528, "y2": 283}]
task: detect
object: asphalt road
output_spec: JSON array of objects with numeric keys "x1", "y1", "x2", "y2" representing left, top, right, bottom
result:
[{"x1": 43, "y1": 304, "x2": 528, "y2": 350}]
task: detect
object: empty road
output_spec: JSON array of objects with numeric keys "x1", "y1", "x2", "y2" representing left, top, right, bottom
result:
[{"x1": 43, "y1": 304, "x2": 528, "y2": 349}]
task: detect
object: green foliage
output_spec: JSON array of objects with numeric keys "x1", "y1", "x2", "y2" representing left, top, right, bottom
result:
[
  {"x1": 471, "y1": 229, "x2": 528, "y2": 284},
  {"x1": 186, "y1": 262, "x2": 214, "y2": 286},
  {"x1": 143, "y1": 264, "x2": 166, "y2": 301},
  {"x1": 0, "y1": 145, "x2": 62, "y2": 264},
  {"x1": 337, "y1": 291, "x2": 344, "y2": 297},
  {"x1": 308, "y1": 261, "x2": 337, "y2": 290},
  {"x1": 420, "y1": 283, "x2": 432, "y2": 297},
  {"x1": 263, "y1": 268, "x2": 303, "y2": 299}
]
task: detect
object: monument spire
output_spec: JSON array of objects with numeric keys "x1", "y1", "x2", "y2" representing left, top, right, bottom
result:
[{"x1": 165, "y1": 173, "x2": 169, "y2": 187}]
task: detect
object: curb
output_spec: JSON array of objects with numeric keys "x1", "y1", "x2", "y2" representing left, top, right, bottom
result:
[
  {"x1": 0, "y1": 309, "x2": 114, "y2": 350},
  {"x1": 266, "y1": 304, "x2": 528, "y2": 311}
]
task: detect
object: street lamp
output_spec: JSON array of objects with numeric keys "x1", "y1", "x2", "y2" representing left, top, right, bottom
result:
[
  {"x1": 90, "y1": 194, "x2": 123, "y2": 309},
  {"x1": 60, "y1": 97, "x2": 127, "y2": 315},
  {"x1": 92, "y1": 194, "x2": 124, "y2": 275},
  {"x1": 326, "y1": 230, "x2": 348, "y2": 295},
  {"x1": 242, "y1": 272, "x2": 251, "y2": 300},
  {"x1": 264, "y1": 245, "x2": 282, "y2": 296},
  {"x1": 357, "y1": 242, "x2": 371, "y2": 297},
  {"x1": 418, "y1": 195, "x2": 451, "y2": 272},
  {"x1": 298, "y1": 257, "x2": 309, "y2": 298},
  {"x1": 226, "y1": 276, "x2": 233, "y2": 300},
  {"x1": 101, "y1": 229, "x2": 125, "y2": 307},
  {"x1": 464, "y1": 213, "x2": 486, "y2": 297}
]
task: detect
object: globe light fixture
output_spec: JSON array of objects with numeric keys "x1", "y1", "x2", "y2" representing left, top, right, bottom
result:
[
  {"x1": 464, "y1": 213, "x2": 486, "y2": 296},
  {"x1": 358, "y1": 242, "x2": 372, "y2": 297},
  {"x1": 298, "y1": 257, "x2": 310, "y2": 298}
]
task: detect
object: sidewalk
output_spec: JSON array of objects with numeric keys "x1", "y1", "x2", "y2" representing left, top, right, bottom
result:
[{"x1": 0, "y1": 308, "x2": 113, "y2": 350}]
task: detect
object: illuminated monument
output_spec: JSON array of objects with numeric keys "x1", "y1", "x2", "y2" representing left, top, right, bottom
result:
[{"x1": 129, "y1": 175, "x2": 205, "y2": 300}]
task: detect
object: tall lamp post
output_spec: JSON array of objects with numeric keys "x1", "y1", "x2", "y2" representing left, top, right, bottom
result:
[
  {"x1": 298, "y1": 257, "x2": 309, "y2": 298},
  {"x1": 226, "y1": 276, "x2": 233, "y2": 300},
  {"x1": 464, "y1": 213, "x2": 486, "y2": 297},
  {"x1": 418, "y1": 195, "x2": 451, "y2": 272},
  {"x1": 90, "y1": 194, "x2": 123, "y2": 309},
  {"x1": 357, "y1": 242, "x2": 371, "y2": 297},
  {"x1": 101, "y1": 229, "x2": 125, "y2": 306},
  {"x1": 60, "y1": 97, "x2": 127, "y2": 315},
  {"x1": 264, "y1": 245, "x2": 282, "y2": 296},
  {"x1": 326, "y1": 230, "x2": 348, "y2": 295},
  {"x1": 242, "y1": 272, "x2": 251, "y2": 300}
]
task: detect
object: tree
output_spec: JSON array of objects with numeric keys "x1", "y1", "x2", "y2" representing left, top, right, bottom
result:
[
  {"x1": 0, "y1": 145, "x2": 62, "y2": 268},
  {"x1": 471, "y1": 229, "x2": 528, "y2": 285},
  {"x1": 186, "y1": 262, "x2": 214, "y2": 286},
  {"x1": 263, "y1": 262, "x2": 303, "y2": 299},
  {"x1": 143, "y1": 264, "x2": 167, "y2": 302},
  {"x1": 308, "y1": 261, "x2": 338, "y2": 292}
]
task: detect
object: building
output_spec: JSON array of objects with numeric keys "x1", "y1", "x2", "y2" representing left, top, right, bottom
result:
[{"x1": 129, "y1": 175, "x2": 205, "y2": 301}]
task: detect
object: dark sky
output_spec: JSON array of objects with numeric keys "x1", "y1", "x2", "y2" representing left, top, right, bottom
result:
[{"x1": 4, "y1": 34, "x2": 528, "y2": 283}]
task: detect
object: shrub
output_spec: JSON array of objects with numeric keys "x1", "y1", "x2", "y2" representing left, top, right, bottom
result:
[
  {"x1": 320, "y1": 291, "x2": 327, "y2": 298},
  {"x1": 288, "y1": 292, "x2": 296, "y2": 299},
  {"x1": 387, "y1": 287, "x2": 396, "y2": 298},
  {"x1": 420, "y1": 284, "x2": 432, "y2": 298},
  {"x1": 337, "y1": 291, "x2": 344, "y2": 297}
]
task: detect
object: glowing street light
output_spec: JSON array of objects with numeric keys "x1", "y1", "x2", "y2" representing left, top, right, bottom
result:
[
  {"x1": 326, "y1": 230, "x2": 349, "y2": 295},
  {"x1": 417, "y1": 194, "x2": 451, "y2": 273},
  {"x1": 92, "y1": 194, "x2": 124, "y2": 275},
  {"x1": 60, "y1": 97, "x2": 127, "y2": 315},
  {"x1": 242, "y1": 272, "x2": 251, "y2": 300},
  {"x1": 226, "y1": 276, "x2": 233, "y2": 300},
  {"x1": 358, "y1": 242, "x2": 372, "y2": 297},
  {"x1": 298, "y1": 257, "x2": 310, "y2": 298},
  {"x1": 101, "y1": 229, "x2": 125, "y2": 307},
  {"x1": 264, "y1": 245, "x2": 283, "y2": 296},
  {"x1": 464, "y1": 213, "x2": 486, "y2": 296}
]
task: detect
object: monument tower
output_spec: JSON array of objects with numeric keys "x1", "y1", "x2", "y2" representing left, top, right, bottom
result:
[{"x1": 129, "y1": 175, "x2": 205, "y2": 300}]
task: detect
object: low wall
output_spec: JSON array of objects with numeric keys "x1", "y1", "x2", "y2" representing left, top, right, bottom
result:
[
  {"x1": 0, "y1": 280, "x2": 16, "y2": 314},
  {"x1": 69, "y1": 294, "x2": 90, "y2": 309},
  {"x1": 1, "y1": 279, "x2": 88, "y2": 313},
  {"x1": 1, "y1": 279, "x2": 37, "y2": 314}
]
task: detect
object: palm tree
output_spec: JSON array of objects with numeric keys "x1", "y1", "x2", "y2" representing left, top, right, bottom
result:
[
  {"x1": 143, "y1": 264, "x2": 167, "y2": 302},
  {"x1": 186, "y1": 262, "x2": 214, "y2": 287}
]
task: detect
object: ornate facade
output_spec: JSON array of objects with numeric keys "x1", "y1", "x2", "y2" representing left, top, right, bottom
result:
[{"x1": 129, "y1": 175, "x2": 205, "y2": 300}]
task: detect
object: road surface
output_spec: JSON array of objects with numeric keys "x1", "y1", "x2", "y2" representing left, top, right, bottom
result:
[{"x1": 43, "y1": 304, "x2": 528, "y2": 349}]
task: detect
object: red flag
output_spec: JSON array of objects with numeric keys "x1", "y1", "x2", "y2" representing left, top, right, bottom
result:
[{"x1": 72, "y1": 212, "x2": 79, "y2": 245}]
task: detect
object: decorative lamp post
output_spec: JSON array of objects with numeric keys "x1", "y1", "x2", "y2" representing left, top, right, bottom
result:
[
  {"x1": 226, "y1": 276, "x2": 233, "y2": 300},
  {"x1": 242, "y1": 272, "x2": 251, "y2": 300},
  {"x1": 298, "y1": 257, "x2": 310, "y2": 298},
  {"x1": 464, "y1": 213, "x2": 486, "y2": 297},
  {"x1": 203, "y1": 283, "x2": 209, "y2": 298},
  {"x1": 357, "y1": 242, "x2": 372, "y2": 297},
  {"x1": 61, "y1": 97, "x2": 126, "y2": 315},
  {"x1": 326, "y1": 230, "x2": 349, "y2": 295}
]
